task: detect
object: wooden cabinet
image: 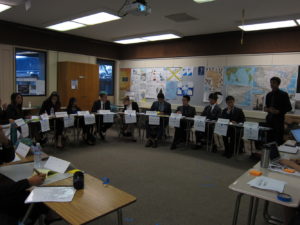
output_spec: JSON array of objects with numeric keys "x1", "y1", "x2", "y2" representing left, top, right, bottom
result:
[{"x1": 57, "y1": 62, "x2": 99, "y2": 110}]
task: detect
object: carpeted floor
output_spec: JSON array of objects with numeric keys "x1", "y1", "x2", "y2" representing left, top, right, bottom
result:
[{"x1": 46, "y1": 129, "x2": 283, "y2": 225}]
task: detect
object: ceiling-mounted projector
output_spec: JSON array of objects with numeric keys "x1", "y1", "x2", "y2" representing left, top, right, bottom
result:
[{"x1": 119, "y1": 0, "x2": 151, "y2": 17}]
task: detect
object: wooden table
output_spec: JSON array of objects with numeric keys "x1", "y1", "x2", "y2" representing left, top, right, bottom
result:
[
  {"x1": 45, "y1": 174, "x2": 136, "y2": 225},
  {"x1": 0, "y1": 152, "x2": 48, "y2": 167}
]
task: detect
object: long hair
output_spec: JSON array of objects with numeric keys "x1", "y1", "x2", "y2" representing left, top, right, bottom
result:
[
  {"x1": 46, "y1": 91, "x2": 61, "y2": 108},
  {"x1": 67, "y1": 97, "x2": 76, "y2": 111},
  {"x1": 10, "y1": 92, "x2": 23, "y2": 109}
]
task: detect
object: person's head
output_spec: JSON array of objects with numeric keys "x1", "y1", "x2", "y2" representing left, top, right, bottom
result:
[
  {"x1": 157, "y1": 92, "x2": 165, "y2": 103},
  {"x1": 123, "y1": 96, "x2": 131, "y2": 106},
  {"x1": 48, "y1": 92, "x2": 60, "y2": 106},
  {"x1": 99, "y1": 92, "x2": 108, "y2": 102},
  {"x1": 11, "y1": 93, "x2": 23, "y2": 106},
  {"x1": 68, "y1": 97, "x2": 77, "y2": 108},
  {"x1": 226, "y1": 96, "x2": 235, "y2": 108},
  {"x1": 182, "y1": 95, "x2": 190, "y2": 106},
  {"x1": 208, "y1": 93, "x2": 218, "y2": 105},
  {"x1": 270, "y1": 77, "x2": 281, "y2": 91}
]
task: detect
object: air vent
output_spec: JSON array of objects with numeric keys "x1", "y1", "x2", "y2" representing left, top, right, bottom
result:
[{"x1": 165, "y1": 13, "x2": 197, "y2": 23}]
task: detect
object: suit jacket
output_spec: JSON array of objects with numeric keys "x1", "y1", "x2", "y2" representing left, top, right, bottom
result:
[
  {"x1": 123, "y1": 102, "x2": 139, "y2": 112},
  {"x1": 91, "y1": 100, "x2": 111, "y2": 112},
  {"x1": 150, "y1": 101, "x2": 171, "y2": 115},
  {"x1": 221, "y1": 107, "x2": 245, "y2": 123},
  {"x1": 201, "y1": 104, "x2": 222, "y2": 120},
  {"x1": 176, "y1": 105, "x2": 196, "y2": 118},
  {"x1": 6, "y1": 104, "x2": 24, "y2": 120}
]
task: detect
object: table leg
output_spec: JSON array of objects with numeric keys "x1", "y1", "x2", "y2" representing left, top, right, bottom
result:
[
  {"x1": 206, "y1": 123, "x2": 210, "y2": 152},
  {"x1": 250, "y1": 198, "x2": 259, "y2": 225},
  {"x1": 247, "y1": 196, "x2": 254, "y2": 225},
  {"x1": 232, "y1": 193, "x2": 243, "y2": 225},
  {"x1": 117, "y1": 208, "x2": 123, "y2": 225},
  {"x1": 263, "y1": 201, "x2": 282, "y2": 224}
]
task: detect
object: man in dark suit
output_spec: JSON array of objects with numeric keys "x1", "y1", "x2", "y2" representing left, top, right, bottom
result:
[
  {"x1": 145, "y1": 92, "x2": 171, "y2": 148},
  {"x1": 91, "y1": 92, "x2": 112, "y2": 140},
  {"x1": 122, "y1": 96, "x2": 140, "y2": 141},
  {"x1": 171, "y1": 95, "x2": 196, "y2": 150},
  {"x1": 193, "y1": 93, "x2": 222, "y2": 150},
  {"x1": 221, "y1": 96, "x2": 246, "y2": 158},
  {"x1": 264, "y1": 77, "x2": 292, "y2": 145}
]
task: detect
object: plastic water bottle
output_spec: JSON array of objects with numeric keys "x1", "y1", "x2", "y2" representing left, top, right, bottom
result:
[
  {"x1": 28, "y1": 101, "x2": 31, "y2": 108},
  {"x1": 33, "y1": 143, "x2": 42, "y2": 169},
  {"x1": 50, "y1": 107, "x2": 55, "y2": 116}
]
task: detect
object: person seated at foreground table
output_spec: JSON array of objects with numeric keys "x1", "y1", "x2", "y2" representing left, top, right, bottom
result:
[
  {"x1": 193, "y1": 92, "x2": 221, "y2": 150},
  {"x1": 91, "y1": 92, "x2": 112, "y2": 140},
  {"x1": 67, "y1": 97, "x2": 95, "y2": 145},
  {"x1": 121, "y1": 96, "x2": 139, "y2": 141},
  {"x1": 0, "y1": 127, "x2": 60, "y2": 225},
  {"x1": 221, "y1": 96, "x2": 245, "y2": 158},
  {"x1": 6, "y1": 93, "x2": 25, "y2": 123},
  {"x1": 145, "y1": 91, "x2": 171, "y2": 148},
  {"x1": 39, "y1": 92, "x2": 64, "y2": 148},
  {"x1": 171, "y1": 95, "x2": 196, "y2": 150}
]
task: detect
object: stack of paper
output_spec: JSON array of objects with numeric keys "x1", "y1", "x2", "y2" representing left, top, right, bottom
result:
[
  {"x1": 25, "y1": 187, "x2": 76, "y2": 203},
  {"x1": 248, "y1": 176, "x2": 286, "y2": 193},
  {"x1": 278, "y1": 145, "x2": 298, "y2": 154}
]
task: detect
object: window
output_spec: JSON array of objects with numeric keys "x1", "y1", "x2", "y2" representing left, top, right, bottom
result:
[
  {"x1": 15, "y1": 48, "x2": 47, "y2": 96},
  {"x1": 97, "y1": 59, "x2": 115, "y2": 96}
]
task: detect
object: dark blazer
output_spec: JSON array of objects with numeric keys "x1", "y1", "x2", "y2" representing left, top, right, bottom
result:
[
  {"x1": 201, "y1": 104, "x2": 222, "y2": 120},
  {"x1": 123, "y1": 102, "x2": 139, "y2": 112},
  {"x1": 221, "y1": 107, "x2": 245, "y2": 123},
  {"x1": 67, "y1": 105, "x2": 81, "y2": 115},
  {"x1": 39, "y1": 100, "x2": 61, "y2": 115},
  {"x1": 150, "y1": 101, "x2": 172, "y2": 115},
  {"x1": 91, "y1": 100, "x2": 111, "y2": 112},
  {"x1": 176, "y1": 105, "x2": 196, "y2": 118},
  {"x1": 6, "y1": 104, "x2": 24, "y2": 120}
]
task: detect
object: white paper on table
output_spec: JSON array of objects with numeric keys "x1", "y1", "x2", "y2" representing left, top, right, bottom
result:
[
  {"x1": 84, "y1": 114, "x2": 95, "y2": 125},
  {"x1": 12, "y1": 154, "x2": 21, "y2": 162},
  {"x1": 146, "y1": 111, "x2": 157, "y2": 116},
  {"x1": 77, "y1": 111, "x2": 90, "y2": 116},
  {"x1": 125, "y1": 110, "x2": 136, "y2": 115},
  {"x1": 214, "y1": 118, "x2": 229, "y2": 136},
  {"x1": 243, "y1": 122, "x2": 259, "y2": 140},
  {"x1": 63, "y1": 116, "x2": 75, "y2": 128},
  {"x1": 169, "y1": 113, "x2": 182, "y2": 128},
  {"x1": 148, "y1": 115, "x2": 160, "y2": 125},
  {"x1": 40, "y1": 114, "x2": 49, "y2": 120},
  {"x1": 194, "y1": 116, "x2": 206, "y2": 132},
  {"x1": 25, "y1": 187, "x2": 76, "y2": 203},
  {"x1": 31, "y1": 116, "x2": 39, "y2": 120},
  {"x1": 278, "y1": 145, "x2": 298, "y2": 154},
  {"x1": 103, "y1": 114, "x2": 114, "y2": 123},
  {"x1": 44, "y1": 156, "x2": 70, "y2": 173},
  {"x1": 247, "y1": 176, "x2": 286, "y2": 193},
  {"x1": 16, "y1": 142, "x2": 30, "y2": 158},
  {"x1": 40, "y1": 119, "x2": 50, "y2": 132},
  {"x1": 98, "y1": 110, "x2": 111, "y2": 114},
  {"x1": 55, "y1": 112, "x2": 68, "y2": 118},
  {"x1": 21, "y1": 124, "x2": 29, "y2": 138},
  {"x1": 15, "y1": 118, "x2": 25, "y2": 127},
  {"x1": 125, "y1": 114, "x2": 137, "y2": 124}
]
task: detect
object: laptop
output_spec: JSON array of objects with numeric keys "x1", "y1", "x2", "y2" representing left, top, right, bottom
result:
[{"x1": 291, "y1": 128, "x2": 300, "y2": 144}]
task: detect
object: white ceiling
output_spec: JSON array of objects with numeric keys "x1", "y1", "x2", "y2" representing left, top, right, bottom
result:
[{"x1": 0, "y1": 0, "x2": 300, "y2": 43}]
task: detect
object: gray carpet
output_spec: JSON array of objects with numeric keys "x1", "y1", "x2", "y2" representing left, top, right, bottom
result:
[{"x1": 45, "y1": 130, "x2": 284, "y2": 225}]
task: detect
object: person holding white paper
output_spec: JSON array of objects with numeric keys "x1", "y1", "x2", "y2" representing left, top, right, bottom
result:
[
  {"x1": 67, "y1": 97, "x2": 95, "y2": 145},
  {"x1": 121, "y1": 96, "x2": 139, "y2": 141},
  {"x1": 221, "y1": 96, "x2": 245, "y2": 158},
  {"x1": 171, "y1": 95, "x2": 196, "y2": 150}
]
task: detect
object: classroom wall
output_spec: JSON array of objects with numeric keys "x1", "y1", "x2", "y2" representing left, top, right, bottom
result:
[{"x1": 119, "y1": 52, "x2": 300, "y2": 119}]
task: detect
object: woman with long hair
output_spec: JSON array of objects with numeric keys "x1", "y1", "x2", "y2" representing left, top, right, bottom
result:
[{"x1": 6, "y1": 92, "x2": 24, "y2": 123}]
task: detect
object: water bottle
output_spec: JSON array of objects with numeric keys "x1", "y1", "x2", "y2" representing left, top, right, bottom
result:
[
  {"x1": 50, "y1": 107, "x2": 55, "y2": 116},
  {"x1": 28, "y1": 101, "x2": 31, "y2": 108},
  {"x1": 33, "y1": 143, "x2": 42, "y2": 169},
  {"x1": 261, "y1": 148, "x2": 271, "y2": 168}
]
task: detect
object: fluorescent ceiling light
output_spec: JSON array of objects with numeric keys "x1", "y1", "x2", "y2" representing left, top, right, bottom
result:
[
  {"x1": 239, "y1": 20, "x2": 297, "y2": 31},
  {"x1": 0, "y1": 3, "x2": 11, "y2": 13},
  {"x1": 114, "y1": 38, "x2": 148, "y2": 44},
  {"x1": 47, "y1": 21, "x2": 85, "y2": 31},
  {"x1": 193, "y1": 0, "x2": 215, "y2": 3},
  {"x1": 142, "y1": 34, "x2": 181, "y2": 41},
  {"x1": 73, "y1": 12, "x2": 120, "y2": 25}
]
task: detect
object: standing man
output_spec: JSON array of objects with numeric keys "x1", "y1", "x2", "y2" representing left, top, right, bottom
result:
[
  {"x1": 264, "y1": 77, "x2": 292, "y2": 145},
  {"x1": 170, "y1": 95, "x2": 196, "y2": 150}
]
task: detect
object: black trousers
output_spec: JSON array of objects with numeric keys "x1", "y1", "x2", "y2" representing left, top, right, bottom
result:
[
  {"x1": 195, "y1": 123, "x2": 215, "y2": 144},
  {"x1": 172, "y1": 120, "x2": 191, "y2": 145},
  {"x1": 267, "y1": 116, "x2": 285, "y2": 145},
  {"x1": 222, "y1": 127, "x2": 243, "y2": 155},
  {"x1": 96, "y1": 115, "x2": 112, "y2": 133},
  {"x1": 76, "y1": 117, "x2": 93, "y2": 136},
  {"x1": 146, "y1": 118, "x2": 168, "y2": 140}
]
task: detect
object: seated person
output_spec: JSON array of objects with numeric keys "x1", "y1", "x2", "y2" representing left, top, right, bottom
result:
[
  {"x1": 121, "y1": 96, "x2": 139, "y2": 141},
  {"x1": 39, "y1": 92, "x2": 64, "y2": 148},
  {"x1": 67, "y1": 97, "x2": 95, "y2": 145},
  {"x1": 145, "y1": 91, "x2": 171, "y2": 148},
  {"x1": 221, "y1": 96, "x2": 245, "y2": 158},
  {"x1": 171, "y1": 95, "x2": 196, "y2": 150},
  {"x1": 91, "y1": 92, "x2": 112, "y2": 140},
  {"x1": 0, "y1": 98, "x2": 8, "y2": 125},
  {"x1": 193, "y1": 93, "x2": 221, "y2": 150},
  {"x1": 6, "y1": 93, "x2": 24, "y2": 123}
]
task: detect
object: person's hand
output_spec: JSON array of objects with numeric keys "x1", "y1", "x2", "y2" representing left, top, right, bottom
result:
[
  {"x1": 280, "y1": 159, "x2": 298, "y2": 168},
  {"x1": 28, "y1": 174, "x2": 46, "y2": 186}
]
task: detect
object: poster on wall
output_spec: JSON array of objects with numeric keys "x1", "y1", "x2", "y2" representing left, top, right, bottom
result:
[{"x1": 120, "y1": 68, "x2": 131, "y2": 91}]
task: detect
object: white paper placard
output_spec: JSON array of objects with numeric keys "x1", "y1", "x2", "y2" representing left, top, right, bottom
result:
[
  {"x1": 103, "y1": 114, "x2": 114, "y2": 123},
  {"x1": 125, "y1": 110, "x2": 136, "y2": 115},
  {"x1": 55, "y1": 112, "x2": 68, "y2": 118},
  {"x1": 16, "y1": 142, "x2": 30, "y2": 158},
  {"x1": 77, "y1": 111, "x2": 90, "y2": 116},
  {"x1": 25, "y1": 187, "x2": 76, "y2": 203},
  {"x1": 63, "y1": 116, "x2": 75, "y2": 128},
  {"x1": 40, "y1": 119, "x2": 50, "y2": 132},
  {"x1": 149, "y1": 115, "x2": 160, "y2": 125},
  {"x1": 169, "y1": 113, "x2": 182, "y2": 128},
  {"x1": 146, "y1": 111, "x2": 157, "y2": 116},
  {"x1": 84, "y1": 114, "x2": 95, "y2": 125},
  {"x1": 20, "y1": 124, "x2": 29, "y2": 138},
  {"x1": 243, "y1": 122, "x2": 259, "y2": 140},
  {"x1": 125, "y1": 114, "x2": 137, "y2": 124},
  {"x1": 214, "y1": 118, "x2": 229, "y2": 136},
  {"x1": 15, "y1": 118, "x2": 25, "y2": 127},
  {"x1": 98, "y1": 110, "x2": 111, "y2": 114},
  {"x1": 44, "y1": 156, "x2": 70, "y2": 173},
  {"x1": 194, "y1": 116, "x2": 206, "y2": 132}
]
